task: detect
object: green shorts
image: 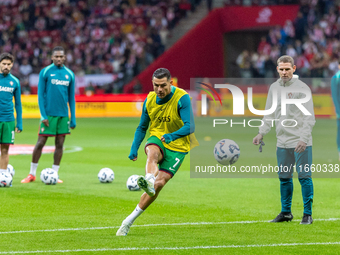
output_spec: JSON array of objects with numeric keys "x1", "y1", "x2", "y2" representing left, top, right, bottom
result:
[
  {"x1": 145, "y1": 136, "x2": 186, "y2": 177},
  {"x1": 0, "y1": 121, "x2": 15, "y2": 144},
  {"x1": 39, "y1": 116, "x2": 70, "y2": 136}
]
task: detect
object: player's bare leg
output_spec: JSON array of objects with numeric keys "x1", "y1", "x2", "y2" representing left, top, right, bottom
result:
[
  {"x1": 32, "y1": 136, "x2": 48, "y2": 163},
  {"x1": 117, "y1": 145, "x2": 166, "y2": 236},
  {"x1": 117, "y1": 171, "x2": 171, "y2": 236},
  {"x1": 52, "y1": 135, "x2": 65, "y2": 183},
  {"x1": 136, "y1": 145, "x2": 162, "y2": 196},
  {"x1": 145, "y1": 145, "x2": 162, "y2": 176},
  {"x1": 0, "y1": 144, "x2": 10, "y2": 172},
  {"x1": 54, "y1": 135, "x2": 65, "y2": 165},
  {"x1": 21, "y1": 136, "x2": 48, "y2": 183},
  {"x1": 139, "y1": 171, "x2": 172, "y2": 210}
]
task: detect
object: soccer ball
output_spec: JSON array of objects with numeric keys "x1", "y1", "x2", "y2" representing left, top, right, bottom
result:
[
  {"x1": 214, "y1": 139, "x2": 240, "y2": 165},
  {"x1": 7, "y1": 164, "x2": 15, "y2": 177},
  {"x1": 126, "y1": 175, "x2": 141, "y2": 191},
  {"x1": 0, "y1": 172, "x2": 13, "y2": 187},
  {"x1": 98, "y1": 168, "x2": 114, "y2": 183},
  {"x1": 40, "y1": 168, "x2": 58, "y2": 185}
]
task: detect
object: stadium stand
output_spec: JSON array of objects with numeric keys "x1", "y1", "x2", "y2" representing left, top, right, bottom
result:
[
  {"x1": 0, "y1": 0, "x2": 202, "y2": 94},
  {"x1": 236, "y1": 0, "x2": 340, "y2": 79}
]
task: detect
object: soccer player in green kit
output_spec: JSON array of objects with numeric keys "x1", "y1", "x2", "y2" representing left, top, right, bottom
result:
[
  {"x1": 0, "y1": 53, "x2": 22, "y2": 175},
  {"x1": 21, "y1": 46, "x2": 76, "y2": 184},
  {"x1": 116, "y1": 68, "x2": 198, "y2": 236}
]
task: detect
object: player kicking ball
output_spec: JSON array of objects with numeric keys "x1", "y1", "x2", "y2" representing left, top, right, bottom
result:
[
  {"x1": 116, "y1": 68, "x2": 198, "y2": 236},
  {"x1": 21, "y1": 46, "x2": 76, "y2": 184}
]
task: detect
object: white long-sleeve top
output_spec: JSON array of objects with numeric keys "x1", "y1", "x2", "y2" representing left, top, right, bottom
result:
[{"x1": 259, "y1": 75, "x2": 315, "y2": 148}]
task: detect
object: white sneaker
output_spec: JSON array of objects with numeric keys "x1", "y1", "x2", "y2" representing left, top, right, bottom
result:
[
  {"x1": 116, "y1": 220, "x2": 132, "y2": 236},
  {"x1": 137, "y1": 175, "x2": 155, "y2": 197}
]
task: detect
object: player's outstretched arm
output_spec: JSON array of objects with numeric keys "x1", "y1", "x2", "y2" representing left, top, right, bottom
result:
[
  {"x1": 38, "y1": 69, "x2": 48, "y2": 120},
  {"x1": 129, "y1": 99, "x2": 150, "y2": 160},
  {"x1": 162, "y1": 94, "x2": 193, "y2": 144},
  {"x1": 68, "y1": 70, "x2": 76, "y2": 129},
  {"x1": 13, "y1": 77, "x2": 23, "y2": 132},
  {"x1": 128, "y1": 154, "x2": 138, "y2": 161}
]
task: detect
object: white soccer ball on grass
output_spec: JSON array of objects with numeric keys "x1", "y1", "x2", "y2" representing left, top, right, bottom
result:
[
  {"x1": 126, "y1": 175, "x2": 141, "y2": 191},
  {"x1": 40, "y1": 168, "x2": 58, "y2": 185},
  {"x1": 0, "y1": 172, "x2": 12, "y2": 187},
  {"x1": 98, "y1": 168, "x2": 115, "y2": 183}
]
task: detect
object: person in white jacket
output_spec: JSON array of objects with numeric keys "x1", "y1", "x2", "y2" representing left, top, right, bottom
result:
[{"x1": 253, "y1": 55, "x2": 315, "y2": 225}]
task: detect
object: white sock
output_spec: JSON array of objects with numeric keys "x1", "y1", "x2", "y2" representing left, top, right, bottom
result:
[
  {"x1": 125, "y1": 205, "x2": 144, "y2": 224},
  {"x1": 0, "y1": 169, "x2": 7, "y2": 173},
  {"x1": 30, "y1": 163, "x2": 38, "y2": 176},
  {"x1": 52, "y1": 165, "x2": 60, "y2": 172},
  {"x1": 145, "y1": 173, "x2": 156, "y2": 184}
]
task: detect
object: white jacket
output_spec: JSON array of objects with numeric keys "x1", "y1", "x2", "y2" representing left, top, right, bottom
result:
[{"x1": 259, "y1": 75, "x2": 315, "y2": 148}]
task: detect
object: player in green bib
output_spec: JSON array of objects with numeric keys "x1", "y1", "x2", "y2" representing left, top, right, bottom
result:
[
  {"x1": 21, "y1": 46, "x2": 76, "y2": 184},
  {"x1": 0, "y1": 53, "x2": 22, "y2": 176},
  {"x1": 117, "y1": 68, "x2": 198, "y2": 236}
]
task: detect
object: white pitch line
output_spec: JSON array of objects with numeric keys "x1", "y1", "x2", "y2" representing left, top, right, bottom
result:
[
  {"x1": 0, "y1": 218, "x2": 339, "y2": 235},
  {"x1": 63, "y1": 146, "x2": 83, "y2": 154},
  {"x1": 0, "y1": 242, "x2": 340, "y2": 254}
]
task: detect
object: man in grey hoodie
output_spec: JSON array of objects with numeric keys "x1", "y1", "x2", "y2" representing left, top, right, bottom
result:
[{"x1": 253, "y1": 55, "x2": 315, "y2": 225}]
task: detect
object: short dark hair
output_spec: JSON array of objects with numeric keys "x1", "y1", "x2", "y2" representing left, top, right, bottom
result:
[
  {"x1": 0, "y1": 53, "x2": 14, "y2": 63},
  {"x1": 152, "y1": 68, "x2": 171, "y2": 81},
  {"x1": 52, "y1": 46, "x2": 65, "y2": 54},
  {"x1": 277, "y1": 55, "x2": 294, "y2": 66}
]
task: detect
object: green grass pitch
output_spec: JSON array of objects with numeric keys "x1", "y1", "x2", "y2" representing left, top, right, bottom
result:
[{"x1": 1, "y1": 117, "x2": 339, "y2": 254}]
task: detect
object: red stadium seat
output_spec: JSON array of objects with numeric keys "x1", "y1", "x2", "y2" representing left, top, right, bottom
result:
[
  {"x1": 108, "y1": 23, "x2": 117, "y2": 31},
  {"x1": 133, "y1": 7, "x2": 143, "y2": 17},
  {"x1": 113, "y1": 18, "x2": 123, "y2": 26},
  {"x1": 179, "y1": 3, "x2": 191, "y2": 10},
  {"x1": 78, "y1": 87, "x2": 85, "y2": 95},
  {"x1": 29, "y1": 31, "x2": 38, "y2": 37},
  {"x1": 112, "y1": 29, "x2": 120, "y2": 36},
  {"x1": 133, "y1": 17, "x2": 145, "y2": 25},
  {"x1": 31, "y1": 87, "x2": 38, "y2": 94},
  {"x1": 39, "y1": 31, "x2": 49, "y2": 37},
  {"x1": 95, "y1": 88, "x2": 105, "y2": 95},
  {"x1": 50, "y1": 30, "x2": 60, "y2": 37}
]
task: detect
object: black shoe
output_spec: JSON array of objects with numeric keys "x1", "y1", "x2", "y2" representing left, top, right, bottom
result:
[
  {"x1": 269, "y1": 212, "x2": 294, "y2": 223},
  {"x1": 300, "y1": 215, "x2": 313, "y2": 225}
]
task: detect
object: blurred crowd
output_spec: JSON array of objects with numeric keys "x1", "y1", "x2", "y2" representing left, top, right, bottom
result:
[
  {"x1": 224, "y1": 0, "x2": 299, "y2": 5},
  {"x1": 236, "y1": 0, "x2": 340, "y2": 79},
  {"x1": 0, "y1": 0, "x2": 202, "y2": 94}
]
